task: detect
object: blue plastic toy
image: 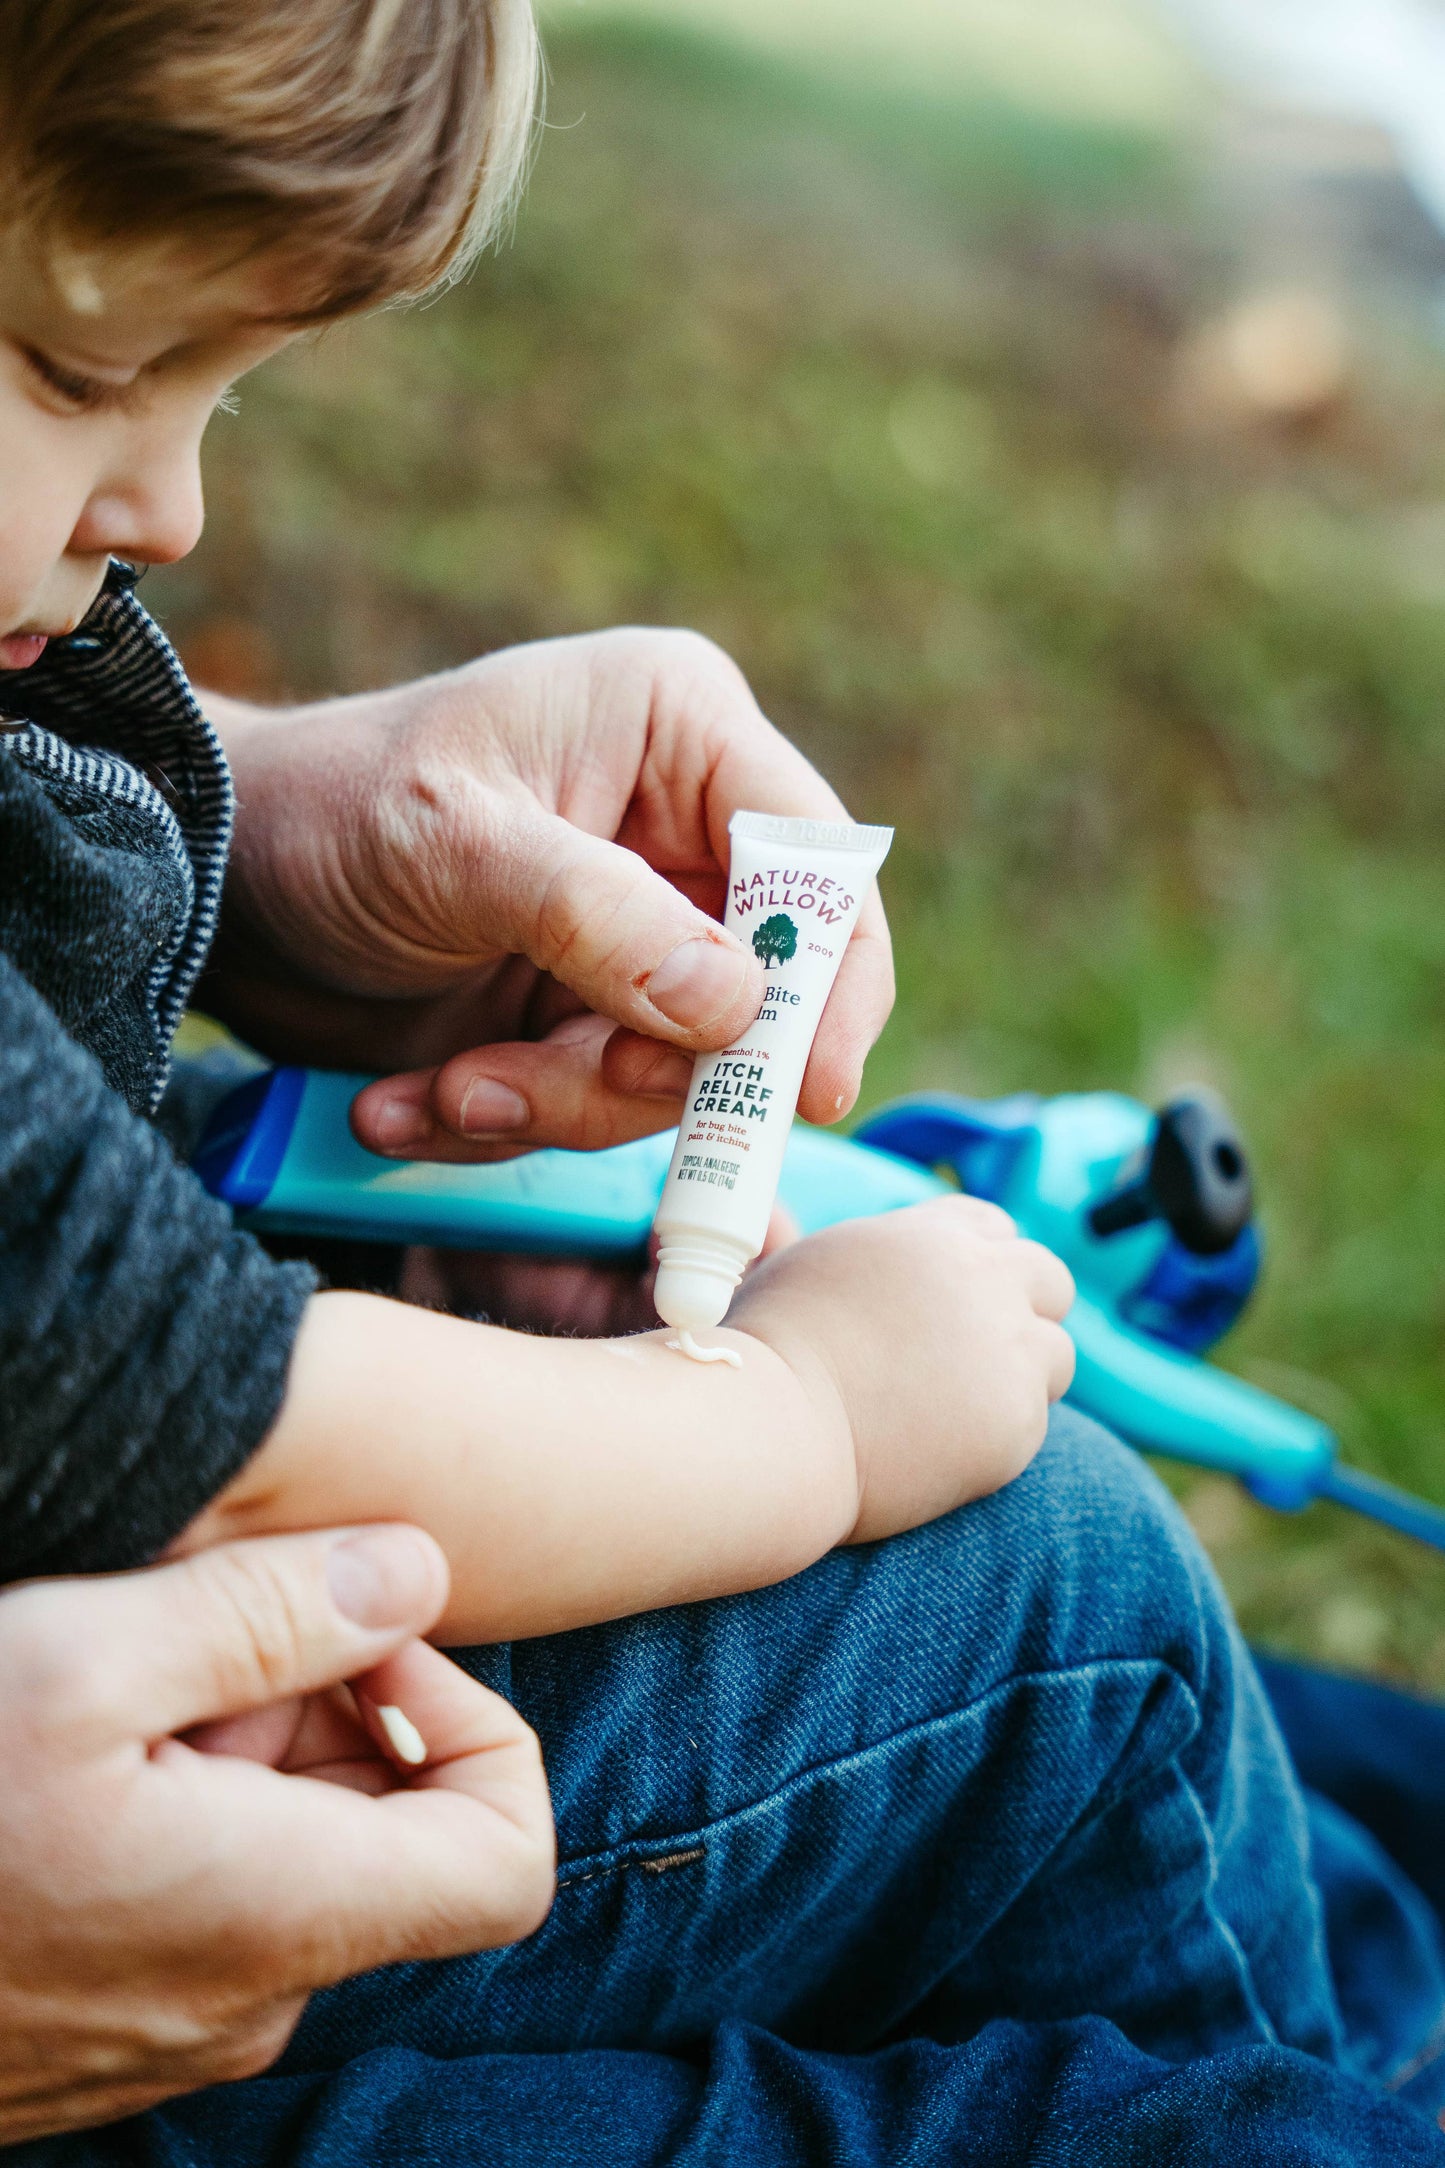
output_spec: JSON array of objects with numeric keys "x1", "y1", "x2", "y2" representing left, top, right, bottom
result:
[{"x1": 195, "y1": 1068, "x2": 1445, "y2": 1552}]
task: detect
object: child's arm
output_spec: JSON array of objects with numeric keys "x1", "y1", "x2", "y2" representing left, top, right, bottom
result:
[{"x1": 176, "y1": 1199, "x2": 1075, "y2": 1645}]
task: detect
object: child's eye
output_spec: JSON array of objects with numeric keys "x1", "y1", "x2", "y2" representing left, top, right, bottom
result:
[{"x1": 20, "y1": 342, "x2": 131, "y2": 413}]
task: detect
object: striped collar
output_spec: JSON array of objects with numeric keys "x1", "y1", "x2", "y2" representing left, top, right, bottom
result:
[{"x1": 0, "y1": 571, "x2": 235, "y2": 1102}]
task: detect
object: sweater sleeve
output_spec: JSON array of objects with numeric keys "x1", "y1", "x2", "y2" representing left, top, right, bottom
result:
[{"x1": 0, "y1": 949, "x2": 316, "y2": 1581}]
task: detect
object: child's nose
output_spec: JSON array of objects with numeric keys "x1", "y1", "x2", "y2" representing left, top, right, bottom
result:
[{"x1": 71, "y1": 445, "x2": 206, "y2": 570}]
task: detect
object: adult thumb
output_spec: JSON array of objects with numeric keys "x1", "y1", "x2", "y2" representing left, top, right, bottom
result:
[
  {"x1": 59, "y1": 1526, "x2": 451, "y2": 1745},
  {"x1": 488, "y1": 805, "x2": 763, "y2": 1047}
]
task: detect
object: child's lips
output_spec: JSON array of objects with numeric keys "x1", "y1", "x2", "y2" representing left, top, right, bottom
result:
[{"x1": 0, "y1": 633, "x2": 49, "y2": 670}]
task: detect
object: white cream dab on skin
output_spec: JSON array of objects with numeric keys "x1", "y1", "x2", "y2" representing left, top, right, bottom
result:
[
  {"x1": 667, "y1": 1331, "x2": 744, "y2": 1368},
  {"x1": 375, "y1": 1703, "x2": 428, "y2": 1766}
]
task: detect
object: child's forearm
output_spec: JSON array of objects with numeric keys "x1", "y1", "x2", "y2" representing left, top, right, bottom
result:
[{"x1": 175, "y1": 1291, "x2": 858, "y2": 1644}]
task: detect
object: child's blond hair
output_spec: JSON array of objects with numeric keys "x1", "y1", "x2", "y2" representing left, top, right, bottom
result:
[{"x1": 1, "y1": 0, "x2": 541, "y2": 319}]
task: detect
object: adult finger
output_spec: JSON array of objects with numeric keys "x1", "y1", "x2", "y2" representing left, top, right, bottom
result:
[
  {"x1": 353, "y1": 1640, "x2": 549, "y2": 1807},
  {"x1": 478, "y1": 804, "x2": 764, "y2": 1053},
  {"x1": 165, "y1": 1647, "x2": 556, "y2": 1984},
  {"x1": 182, "y1": 1697, "x2": 308, "y2": 1769},
  {"x1": 352, "y1": 1016, "x2": 692, "y2": 1162},
  {"x1": 796, "y1": 887, "x2": 895, "y2": 1123},
  {"x1": 671, "y1": 652, "x2": 896, "y2": 1120},
  {"x1": 3, "y1": 1526, "x2": 450, "y2": 1751}
]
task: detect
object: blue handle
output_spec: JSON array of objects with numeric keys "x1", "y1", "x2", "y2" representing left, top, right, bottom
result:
[
  {"x1": 1067, "y1": 1297, "x2": 1334, "y2": 1503},
  {"x1": 195, "y1": 1068, "x2": 945, "y2": 1256}
]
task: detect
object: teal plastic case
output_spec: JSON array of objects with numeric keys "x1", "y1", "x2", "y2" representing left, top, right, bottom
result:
[{"x1": 193, "y1": 1065, "x2": 942, "y2": 1257}]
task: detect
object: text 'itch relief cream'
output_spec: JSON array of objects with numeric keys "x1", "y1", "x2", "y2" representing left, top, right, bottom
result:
[{"x1": 653, "y1": 811, "x2": 893, "y2": 1362}]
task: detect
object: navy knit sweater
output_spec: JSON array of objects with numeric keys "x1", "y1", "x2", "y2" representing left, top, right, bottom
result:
[{"x1": 0, "y1": 565, "x2": 314, "y2": 1580}]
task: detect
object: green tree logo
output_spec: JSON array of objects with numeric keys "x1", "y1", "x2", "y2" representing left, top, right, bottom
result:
[{"x1": 752, "y1": 913, "x2": 798, "y2": 969}]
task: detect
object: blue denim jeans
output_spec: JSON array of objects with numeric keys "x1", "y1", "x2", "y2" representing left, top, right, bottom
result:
[{"x1": 19, "y1": 1412, "x2": 1445, "y2": 2165}]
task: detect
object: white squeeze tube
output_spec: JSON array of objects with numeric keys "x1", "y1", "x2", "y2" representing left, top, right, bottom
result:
[{"x1": 653, "y1": 810, "x2": 893, "y2": 1361}]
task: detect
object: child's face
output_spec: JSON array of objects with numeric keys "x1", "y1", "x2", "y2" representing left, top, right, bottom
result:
[{"x1": 0, "y1": 232, "x2": 298, "y2": 670}]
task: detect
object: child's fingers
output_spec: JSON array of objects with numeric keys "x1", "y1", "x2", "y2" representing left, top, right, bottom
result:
[
  {"x1": 953, "y1": 1197, "x2": 1019, "y2": 1241},
  {"x1": 1039, "y1": 1319, "x2": 1078, "y2": 1403},
  {"x1": 1021, "y1": 1242, "x2": 1076, "y2": 1323}
]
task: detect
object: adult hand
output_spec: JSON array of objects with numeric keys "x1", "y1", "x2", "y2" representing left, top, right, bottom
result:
[
  {"x1": 204, "y1": 628, "x2": 894, "y2": 1162},
  {"x1": 0, "y1": 1526, "x2": 553, "y2": 2143}
]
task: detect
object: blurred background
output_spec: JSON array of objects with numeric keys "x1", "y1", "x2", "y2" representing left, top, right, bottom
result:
[{"x1": 157, "y1": 0, "x2": 1445, "y2": 1687}]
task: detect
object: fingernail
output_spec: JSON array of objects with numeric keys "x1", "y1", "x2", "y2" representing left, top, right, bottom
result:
[
  {"x1": 369, "y1": 1097, "x2": 430, "y2": 1153},
  {"x1": 458, "y1": 1078, "x2": 529, "y2": 1136},
  {"x1": 328, "y1": 1529, "x2": 439, "y2": 1630},
  {"x1": 645, "y1": 936, "x2": 750, "y2": 1030}
]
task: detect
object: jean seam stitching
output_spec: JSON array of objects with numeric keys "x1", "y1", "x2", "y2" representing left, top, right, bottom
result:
[
  {"x1": 554, "y1": 1655, "x2": 1195, "y2": 1885},
  {"x1": 955, "y1": 1689, "x2": 1291, "y2": 2056},
  {"x1": 1172, "y1": 1762, "x2": 1283, "y2": 2048},
  {"x1": 1384, "y1": 2002, "x2": 1445, "y2": 2092}
]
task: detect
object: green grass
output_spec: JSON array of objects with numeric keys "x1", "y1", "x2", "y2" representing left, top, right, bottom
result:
[
  {"x1": 152, "y1": 18, "x2": 1445, "y2": 1687},
  {"x1": 538, "y1": 0, "x2": 1196, "y2": 131}
]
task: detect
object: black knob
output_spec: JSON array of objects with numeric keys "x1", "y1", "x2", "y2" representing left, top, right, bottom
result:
[{"x1": 1090, "y1": 1091, "x2": 1253, "y2": 1256}]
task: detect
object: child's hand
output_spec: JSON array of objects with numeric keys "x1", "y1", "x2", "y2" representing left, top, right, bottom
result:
[{"x1": 730, "y1": 1199, "x2": 1076, "y2": 1542}]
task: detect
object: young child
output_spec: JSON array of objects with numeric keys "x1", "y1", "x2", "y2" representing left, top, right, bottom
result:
[
  {"x1": 0, "y1": 2, "x2": 1410, "y2": 2158},
  {"x1": 0, "y1": 0, "x2": 1073, "y2": 1645}
]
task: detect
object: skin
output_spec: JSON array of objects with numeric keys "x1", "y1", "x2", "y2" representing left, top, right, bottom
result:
[
  {"x1": 0, "y1": 230, "x2": 894, "y2": 1153},
  {"x1": 203, "y1": 630, "x2": 898, "y2": 1160},
  {"x1": 0, "y1": 231, "x2": 1076, "y2": 2128},
  {"x1": 0, "y1": 1525, "x2": 553, "y2": 2145},
  {"x1": 180, "y1": 1200, "x2": 1077, "y2": 1645},
  {"x1": 0, "y1": 232, "x2": 294, "y2": 660}
]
